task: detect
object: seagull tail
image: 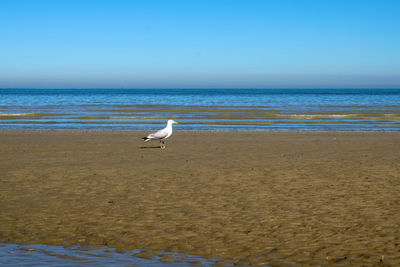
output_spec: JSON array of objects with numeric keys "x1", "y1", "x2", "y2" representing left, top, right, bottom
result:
[{"x1": 142, "y1": 137, "x2": 150, "y2": 142}]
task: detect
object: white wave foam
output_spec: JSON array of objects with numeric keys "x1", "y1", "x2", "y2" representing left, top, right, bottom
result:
[
  {"x1": 287, "y1": 114, "x2": 355, "y2": 119},
  {"x1": 0, "y1": 113, "x2": 48, "y2": 117}
]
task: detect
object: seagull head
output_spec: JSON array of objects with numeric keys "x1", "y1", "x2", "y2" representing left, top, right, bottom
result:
[{"x1": 167, "y1": 119, "x2": 178, "y2": 125}]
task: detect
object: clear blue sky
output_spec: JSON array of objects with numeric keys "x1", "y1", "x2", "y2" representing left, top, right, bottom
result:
[{"x1": 1, "y1": 0, "x2": 399, "y2": 88}]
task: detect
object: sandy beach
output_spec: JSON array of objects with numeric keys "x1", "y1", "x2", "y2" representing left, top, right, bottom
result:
[{"x1": 1, "y1": 130, "x2": 400, "y2": 266}]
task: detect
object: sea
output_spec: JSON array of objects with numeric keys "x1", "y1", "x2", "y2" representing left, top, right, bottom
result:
[
  {"x1": 0, "y1": 243, "x2": 220, "y2": 267},
  {"x1": 1, "y1": 88, "x2": 400, "y2": 131}
]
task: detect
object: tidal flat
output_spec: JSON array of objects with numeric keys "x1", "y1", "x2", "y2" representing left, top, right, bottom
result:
[{"x1": 1, "y1": 130, "x2": 400, "y2": 266}]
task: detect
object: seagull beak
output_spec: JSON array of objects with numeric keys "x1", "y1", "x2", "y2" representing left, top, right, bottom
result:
[{"x1": 174, "y1": 122, "x2": 178, "y2": 124}]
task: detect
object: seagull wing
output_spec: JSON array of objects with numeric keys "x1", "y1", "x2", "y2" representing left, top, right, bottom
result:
[{"x1": 147, "y1": 128, "x2": 169, "y2": 140}]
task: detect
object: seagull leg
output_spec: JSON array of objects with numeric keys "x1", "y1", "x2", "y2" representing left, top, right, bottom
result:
[{"x1": 160, "y1": 140, "x2": 165, "y2": 149}]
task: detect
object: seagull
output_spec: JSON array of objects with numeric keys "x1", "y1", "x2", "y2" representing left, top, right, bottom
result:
[{"x1": 142, "y1": 119, "x2": 178, "y2": 149}]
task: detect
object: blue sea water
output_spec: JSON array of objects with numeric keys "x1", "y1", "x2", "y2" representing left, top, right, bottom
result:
[
  {"x1": 1, "y1": 88, "x2": 400, "y2": 131},
  {"x1": 0, "y1": 243, "x2": 219, "y2": 267}
]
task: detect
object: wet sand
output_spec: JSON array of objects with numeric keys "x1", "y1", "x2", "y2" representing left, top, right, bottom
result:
[{"x1": 1, "y1": 130, "x2": 400, "y2": 266}]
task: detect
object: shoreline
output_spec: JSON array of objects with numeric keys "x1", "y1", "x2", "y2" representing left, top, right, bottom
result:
[
  {"x1": 1, "y1": 128, "x2": 400, "y2": 133},
  {"x1": 1, "y1": 130, "x2": 400, "y2": 265}
]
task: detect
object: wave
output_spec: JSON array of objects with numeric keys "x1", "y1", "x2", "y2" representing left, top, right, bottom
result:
[
  {"x1": 0, "y1": 113, "x2": 58, "y2": 118},
  {"x1": 286, "y1": 114, "x2": 355, "y2": 119}
]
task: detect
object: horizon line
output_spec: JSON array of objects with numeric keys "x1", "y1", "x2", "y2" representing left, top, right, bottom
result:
[{"x1": 1, "y1": 87, "x2": 400, "y2": 90}]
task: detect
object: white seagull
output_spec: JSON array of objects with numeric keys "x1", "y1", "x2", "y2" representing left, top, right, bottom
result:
[{"x1": 142, "y1": 119, "x2": 178, "y2": 149}]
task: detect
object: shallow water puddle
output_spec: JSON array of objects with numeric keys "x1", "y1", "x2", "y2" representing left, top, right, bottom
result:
[{"x1": 0, "y1": 243, "x2": 221, "y2": 266}]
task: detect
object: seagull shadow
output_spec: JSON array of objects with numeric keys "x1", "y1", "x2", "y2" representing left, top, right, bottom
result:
[{"x1": 139, "y1": 146, "x2": 161, "y2": 149}]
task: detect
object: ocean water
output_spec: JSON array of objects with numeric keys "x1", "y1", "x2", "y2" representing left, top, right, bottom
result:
[
  {"x1": 0, "y1": 88, "x2": 400, "y2": 131},
  {"x1": 0, "y1": 243, "x2": 219, "y2": 266}
]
